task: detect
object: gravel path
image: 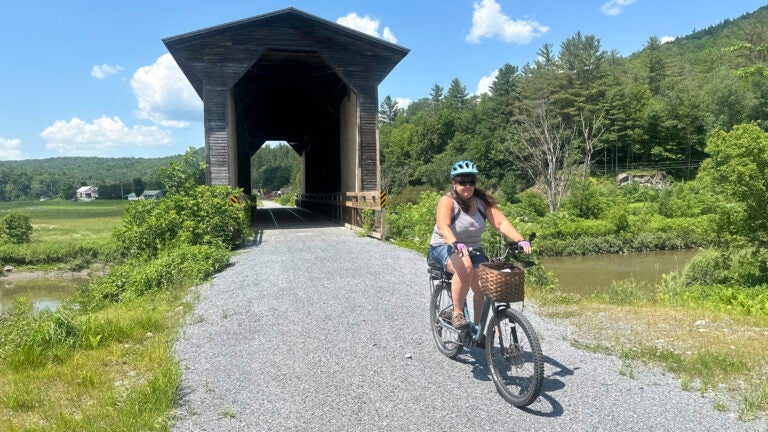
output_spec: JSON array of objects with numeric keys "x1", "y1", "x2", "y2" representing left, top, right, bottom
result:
[{"x1": 172, "y1": 218, "x2": 762, "y2": 431}]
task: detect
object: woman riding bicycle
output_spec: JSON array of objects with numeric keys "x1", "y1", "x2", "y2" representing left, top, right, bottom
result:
[{"x1": 427, "y1": 160, "x2": 532, "y2": 329}]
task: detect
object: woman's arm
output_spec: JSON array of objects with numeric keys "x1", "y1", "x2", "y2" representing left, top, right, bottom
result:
[{"x1": 486, "y1": 205, "x2": 531, "y2": 253}]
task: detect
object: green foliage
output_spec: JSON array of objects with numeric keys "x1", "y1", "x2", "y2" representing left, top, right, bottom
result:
[
  {"x1": 77, "y1": 244, "x2": 230, "y2": 310},
  {"x1": 386, "y1": 191, "x2": 441, "y2": 253},
  {"x1": 250, "y1": 144, "x2": 301, "y2": 192},
  {"x1": 563, "y1": 179, "x2": 605, "y2": 219},
  {"x1": 682, "y1": 246, "x2": 768, "y2": 288},
  {"x1": 360, "y1": 209, "x2": 375, "y2": 237},
  {"x1": 387, "y1": 185, "x2": 437, "y2": 210},
  {"x1": 158, "y1": 146, "x2": 206, "y2": 195},
  {"x1": 0, "y1": 211, "x2": 32, "y2": 244},
  {"x1": 604, "y1": 207, "x2": 630, "y2": 233},
  {"x1": 114, "y1": 186, "x2": 250, "y2": 258},
  {"x1": 518, "y1": 190, "x2": 548, "y2": 218},
  {"x1": 697, "y1": 124, "x2": 768, "y2": 246},
  {"x1": 274, "y1": 192, "x2": 296, "y2": 206}
]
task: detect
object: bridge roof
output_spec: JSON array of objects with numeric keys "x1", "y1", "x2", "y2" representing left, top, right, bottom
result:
[{"x1": 163, "y1": 7, "x2": 410, "y2": 98}]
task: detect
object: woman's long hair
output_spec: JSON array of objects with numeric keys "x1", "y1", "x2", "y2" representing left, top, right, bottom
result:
[{"x1": 450, "y1": 183, "x2": 497, "y2": 215}]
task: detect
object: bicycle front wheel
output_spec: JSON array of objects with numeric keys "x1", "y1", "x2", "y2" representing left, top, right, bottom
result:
[
  {"x1": 430, "y1": 281, "x2": 462, "y2": 358},
  {"x1": 485, "y1": 308, "x2": 544, "y2": 407}
]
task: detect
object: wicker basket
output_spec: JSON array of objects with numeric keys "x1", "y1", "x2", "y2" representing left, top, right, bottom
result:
[{"x1": 478, "y1": 262, "x2": 525, "y2": 302}]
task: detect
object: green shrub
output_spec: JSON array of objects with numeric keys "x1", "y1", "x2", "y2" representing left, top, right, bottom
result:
[
  {"x1": 604, "y1": 207, "x2": 630, "y2": 233},
  {"x1": 114, "y1": 186, "x2": 249, "y2": 258},
  {"x1": 274, "y1": 192, "x2": 296, "y2": 206},
  {"x1": 564, "y1": 178, "x2": 607, "y2": 219},
  {"x1": 682, "y1": 246, "x2": 768, "y2": 288},
  {"x1": 77, "y1": 244, "x2": 230, "y2": 310},
  {"x1": 518, "y1": 190, "x2": 548, "y2": 217},
  {"x1": 1, "y1": 212, "x2": 32, "y2": 244},
  {"x1": 388, "y1": 185, "x2": 436, "y2": 210},
  {"x1": 386, "y1": 191, "x2": 441, "y2": 254},
  {"x1": 729, "y1": 246, "x2": 768, "y2": 286}
]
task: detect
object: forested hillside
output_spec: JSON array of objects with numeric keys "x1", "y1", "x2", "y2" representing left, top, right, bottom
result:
[
  {"x1": 379, "y1": 5, "x2": 768, "y2": 200},
  {"x1": 0, "y1": 151, "x2": 197, "y2": 201}
]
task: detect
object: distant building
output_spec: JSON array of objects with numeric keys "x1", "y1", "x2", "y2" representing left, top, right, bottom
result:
[
  {"x1": 76, "y1": 186, "x2": 99, "y2": 200},
  {"x1": 125, "y1": 192, "x2": 139, "y2": 201},
  {"x1": 140, "y1": 190, "x2": 165, "y2": 200}
]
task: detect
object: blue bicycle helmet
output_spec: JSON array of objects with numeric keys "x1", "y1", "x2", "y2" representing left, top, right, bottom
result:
[{"x1": 450, "y1": 160, "x2": 479, "y2": 179}]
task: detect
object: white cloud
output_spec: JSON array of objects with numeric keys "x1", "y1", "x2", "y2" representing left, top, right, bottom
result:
[
  {"x1": 91, "y1": 64, "x2": 123, "y2": 80},
  {"x1": 0, "y1": 137, "x2": 24, "y2": 160},
  {"x1": 40, "y1": 116, "x2": 173, "y2": 157},
  {"x1": 660, "y1": 36, "x2": 676, "y2": 44},
  {"x1": 466, "y1": 0, "x2": 548, "y2": 44},
  {"x1": 476, "y1": 69, "x2": 499, "y2": 95},
  {"x1": 336, "y1": 12, "x2": 398, "y2": 43},
  {"x1": 600, "y1": 0, "x2": 636, "y2": 16},
  {"x1": 395, "y1": 97, "x2": 412, "y2": 110},
  {"x1": 130, "y1": 53, "x2": 203, "y2": 128}
]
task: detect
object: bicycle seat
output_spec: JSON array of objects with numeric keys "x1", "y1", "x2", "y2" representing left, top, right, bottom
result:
[{"x1": 427, "y1": 264, "x2": 451, "y2": 280}]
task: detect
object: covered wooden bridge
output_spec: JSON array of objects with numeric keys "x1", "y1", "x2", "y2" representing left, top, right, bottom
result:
[{"x1": 163, "y1": 7, "x2": 408, "y2": 233}]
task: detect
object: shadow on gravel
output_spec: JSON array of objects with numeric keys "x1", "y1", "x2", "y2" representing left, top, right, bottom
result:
[
  {"x1": 456, "y1": 347, "x2": 572, "y2": 417},
  {"x1": 252, "y1": 207, "x2": 341, "y2": 231},
  {"x1": 517, "y1": 354, "x2": 574, "y2": 417}
]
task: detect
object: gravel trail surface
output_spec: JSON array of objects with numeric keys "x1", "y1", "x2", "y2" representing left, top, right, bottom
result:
[{"x1": 172, "y1": 219, "x2": 760, "y2": 431}]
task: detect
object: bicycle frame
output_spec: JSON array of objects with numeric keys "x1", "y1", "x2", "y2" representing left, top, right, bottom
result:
[{"x1": 429, "y1": 271, "x2": 509, "y2": 346}]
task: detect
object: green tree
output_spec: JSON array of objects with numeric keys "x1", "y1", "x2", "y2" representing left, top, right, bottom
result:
[
  {"x1": 379, "y1": 95, "x2": 400, "y2": 124},
  {"x1": 132, "y1": 178, "x2": 146, "y2": 197},
  {"x1": 643, "y1": 36, "x2": 667, "y2": 96},
  {"x1": 697, "y1": 123, "x2": 768, "y2": 246},
  {"x1": 429, "y1": 84, "x2": 444, "y2": 113},
  {"x1": 1, "y1": 212, "x2": 32, "y2": 244},
  {"x1": 158, "y1": 147, "x2": 207, "y2": 195},
  {"x1": 445, "y1": 78, "x2": 469, "y2": 108}
]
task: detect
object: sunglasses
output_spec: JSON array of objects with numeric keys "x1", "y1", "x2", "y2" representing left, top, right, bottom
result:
[{"x1": 456, "y1": 180, "x2": 476, "y2": 187}]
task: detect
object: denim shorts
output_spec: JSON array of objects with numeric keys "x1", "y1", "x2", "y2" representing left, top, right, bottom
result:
[{"x1": 427, "y1": 244, "x2": 488, "y2": 271}]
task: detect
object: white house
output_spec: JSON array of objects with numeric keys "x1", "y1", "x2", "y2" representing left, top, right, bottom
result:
[{"x1": 76, "y1": 186, "x2": 99, "y2": 200}]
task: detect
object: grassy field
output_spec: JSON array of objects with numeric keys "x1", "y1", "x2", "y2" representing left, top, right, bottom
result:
[{"x1": 0, "y1": 200, "x2": 126, "y2": 270}]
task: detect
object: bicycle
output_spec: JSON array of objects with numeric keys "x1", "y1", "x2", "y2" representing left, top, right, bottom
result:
[{"x1": 427, "y1": 234, "x2": 544, "y2": 407}]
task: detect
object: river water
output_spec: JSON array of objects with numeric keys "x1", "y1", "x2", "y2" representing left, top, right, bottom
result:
[
  {"x1": 0, "y1": 278, "x2": 82, "y2": 314},
  {"x1": 0, "y1": 249, "x2": 699, "y2": 313},
  {"x1": 541, "y1": 248, "x2": 698, "y2": 296}
]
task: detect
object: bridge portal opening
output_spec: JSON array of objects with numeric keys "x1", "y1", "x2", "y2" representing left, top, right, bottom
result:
[{"x1": 233, "y1": 49, "x2": 345, "y2": 197}]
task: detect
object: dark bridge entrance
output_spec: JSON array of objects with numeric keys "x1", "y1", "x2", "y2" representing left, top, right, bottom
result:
[{"x1": 163, "y1": 8, "x2": 408, "y2": 234}]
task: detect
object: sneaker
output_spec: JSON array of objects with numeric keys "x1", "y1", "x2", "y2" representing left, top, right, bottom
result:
[{"x1": 452, "y1": 312, "x2": 469, "y2": 329}]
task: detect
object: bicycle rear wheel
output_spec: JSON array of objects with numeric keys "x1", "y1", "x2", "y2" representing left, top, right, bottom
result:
[
  {"x1": 430, "y1": 281, "x2": 462, "y2": 358},
  {"x1": 485, "y1": 308, "x2": 544, "y2": 407}
]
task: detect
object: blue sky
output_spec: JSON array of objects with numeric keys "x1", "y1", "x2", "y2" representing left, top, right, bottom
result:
[{"x1": 1, "y1": 0, "x2": 765, "y2": 160}]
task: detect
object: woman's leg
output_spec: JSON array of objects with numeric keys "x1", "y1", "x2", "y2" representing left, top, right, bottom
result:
[{"x1": 447, "y1": 253, "x2": 473, "y2": 327}]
